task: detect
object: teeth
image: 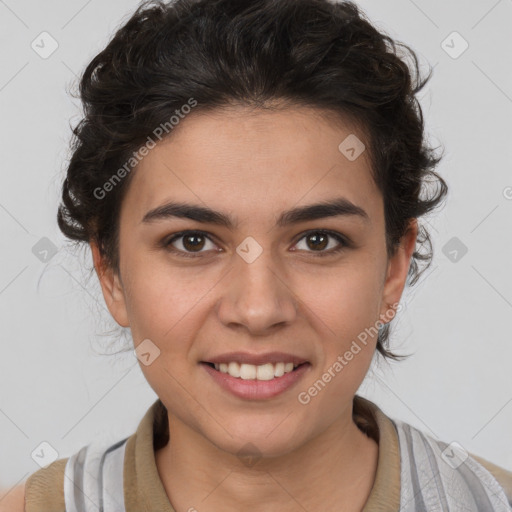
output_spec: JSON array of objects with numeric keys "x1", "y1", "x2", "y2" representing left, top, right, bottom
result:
[
  {"x1": 212, "y1": 361, "x2": 301, "y2": 380},
  {"x1": 240, "y1": 363, "x2": 257, "y2": 380},
  {"x1": 274, "y1": 362, "x2": 285, "y2": 377},
  {"x1": 228, "y1": 361, "x2": 240, "y2": 377},
  {"x1": 256, "y1": 363, "x2": 274, "y2": 381}
]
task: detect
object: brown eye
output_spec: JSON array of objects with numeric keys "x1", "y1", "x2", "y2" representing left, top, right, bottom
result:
[
  {"x1": 305, "y1": 232, "x2": 329, "y2": 251},
  {"x1": 182, "y1": 233, "x2": 206, "y2": 251},
  {"x1": 293, "y1": 230, "x2": 349, "y2": 256},
  {"x1": 164, "y1": 230, "x2": 218, "y2": 257}
]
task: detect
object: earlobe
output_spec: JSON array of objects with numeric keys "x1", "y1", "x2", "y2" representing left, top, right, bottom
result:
[
  {"x1": 90, "y1": 241, "x2": 130, "y2": 327},
  {"x1": 379, "y1": 218, "x2": 418, "y2": 320}
]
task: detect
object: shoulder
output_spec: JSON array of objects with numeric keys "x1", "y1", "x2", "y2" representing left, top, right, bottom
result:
[
  {"x1": 0, "y1": 482, "x2": 26, "y2": 512},
  {"x1": 391, "y1": 418, "x2": 512, "y2": 511},
  {"x1": 16, "y1": 435, "x2": 130, "y2": 512},
  {"x1": 1, "y1": 457, "x2": 69, "y2": 512},
  {"x1": 1, "y1": 457, "x2": 68, "y2": 512},
  {"x1": 471, "y1": 453, "x2": 512, "y2": 504},
  {"x1": 23, "y1": 457, "x2": 68, "y2": 512}
]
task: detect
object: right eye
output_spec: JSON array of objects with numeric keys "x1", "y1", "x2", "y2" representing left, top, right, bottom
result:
[{"x1": 163, "y1": 230, "x2": 221, "y2": 258}]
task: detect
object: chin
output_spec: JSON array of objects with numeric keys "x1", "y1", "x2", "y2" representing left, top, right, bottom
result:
[
  {"x1": 221, "y1": 438, "x2": 300, "y2": 463},
  {"x1": 205, "y1": 420, "x2": 307, "y2": 461}
]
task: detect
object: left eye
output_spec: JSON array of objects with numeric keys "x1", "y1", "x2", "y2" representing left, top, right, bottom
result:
[
  {"x1": 163, "y1": 230, "x2": 349, "y2": 258},
  {"x1": 292, "y1": 230, "x2": 348, "y2": 256}
]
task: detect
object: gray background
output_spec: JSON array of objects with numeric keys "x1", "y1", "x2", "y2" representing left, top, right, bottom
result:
[{"x1": 1, "y1": 0, "x2": 511, "y2": 489}]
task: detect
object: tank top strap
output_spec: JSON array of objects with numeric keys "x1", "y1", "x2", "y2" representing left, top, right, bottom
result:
[{"x1": 63, "y1": 436, "x2": 129, "y2": 512}]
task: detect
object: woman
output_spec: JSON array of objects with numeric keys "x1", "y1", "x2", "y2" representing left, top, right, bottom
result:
[{"x1": 5, "y1": 0, "x2": 512, "y2": 510}]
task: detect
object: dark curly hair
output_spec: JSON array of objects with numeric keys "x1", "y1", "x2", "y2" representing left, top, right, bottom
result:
[{"x1": 57, "y1": 0, "x2": 448, "y2": 361}]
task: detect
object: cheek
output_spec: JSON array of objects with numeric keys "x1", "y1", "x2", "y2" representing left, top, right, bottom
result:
[
  {"x1": 122, "y1": 263, "x2": 210, "y2": 404},
  {"x1": 299, "y1": 261, "x2": 384, "y2": 343},
  {"x1": 121, "y1": 260, "x2": 225, "y2": 370},
  {"x1": 296, "y1": 269, "x2": 381, "y2": 408}
]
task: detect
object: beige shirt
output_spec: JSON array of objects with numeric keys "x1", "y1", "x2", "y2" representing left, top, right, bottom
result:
[{"x1": 24, "y1": 396, "x2": 512, "y2": 511}]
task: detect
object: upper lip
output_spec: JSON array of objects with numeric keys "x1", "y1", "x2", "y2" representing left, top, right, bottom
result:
[{"x1": 202, "y1": 351, "x2": 309, "y2": 366}]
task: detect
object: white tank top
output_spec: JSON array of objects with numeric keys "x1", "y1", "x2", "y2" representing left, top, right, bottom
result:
[{"x1": 62, "y1": 421, "x2": 511, "y2": 511}]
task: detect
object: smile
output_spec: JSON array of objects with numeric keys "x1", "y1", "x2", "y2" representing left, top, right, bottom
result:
[{"x1": 200, "y1": 361, "x2": 311, "y2": 400}]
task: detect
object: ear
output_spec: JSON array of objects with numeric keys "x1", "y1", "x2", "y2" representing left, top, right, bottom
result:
[
  {"x1": 90, "y1": 241, "x2": 130, "y2": 327},
  {"x1": 379, "y1": 218, "x2": 418, "y2": 320}
]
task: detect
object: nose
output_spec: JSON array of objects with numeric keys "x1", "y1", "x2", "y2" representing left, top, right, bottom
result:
[{"x1": 216, "y1": 246, "x2": 298, "y2": 335}]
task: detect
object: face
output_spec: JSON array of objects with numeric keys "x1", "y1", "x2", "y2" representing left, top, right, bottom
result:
[{"x1": 92, "y1": 105, "x2": 416, "y2": 459}]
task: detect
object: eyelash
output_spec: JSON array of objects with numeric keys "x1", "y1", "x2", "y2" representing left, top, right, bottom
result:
[{"x1": 161, "y1": 229, "x2": 351, "y2": 259}]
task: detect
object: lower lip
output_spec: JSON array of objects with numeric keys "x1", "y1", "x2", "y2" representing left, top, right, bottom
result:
[{"x1": 200, "y1": 362, "x2": 311, "y2": 400}]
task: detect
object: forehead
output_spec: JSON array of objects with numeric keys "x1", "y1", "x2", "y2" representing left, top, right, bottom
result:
[{"x1": 120, "y1": 106, "x2": 382, "y2": 228}]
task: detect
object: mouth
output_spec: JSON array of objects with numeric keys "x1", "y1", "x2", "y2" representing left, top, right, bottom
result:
[
  {"x1": 200, "y1": 361, "x2": 310, "y2": 381},
  {"x1": 200, "y1": 360, "x2": 312, "y2": 400}
]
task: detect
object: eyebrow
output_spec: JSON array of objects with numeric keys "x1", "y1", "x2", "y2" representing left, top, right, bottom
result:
[{"x1": 141, "y1": 197, "x2": 370, "y2": 228}]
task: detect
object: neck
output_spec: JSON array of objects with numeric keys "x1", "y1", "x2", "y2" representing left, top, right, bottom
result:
[{"x1": 155, "y1": 400, "x2": 379, "y2": 512}]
